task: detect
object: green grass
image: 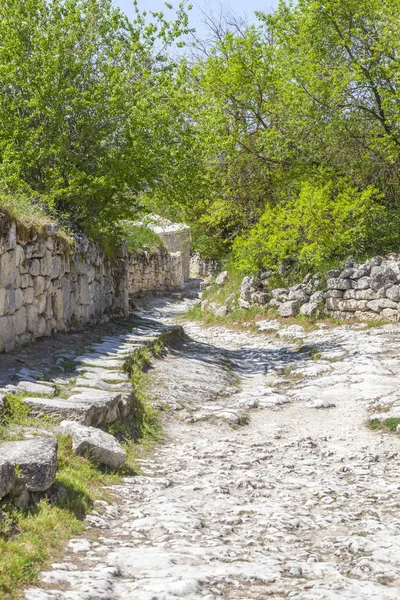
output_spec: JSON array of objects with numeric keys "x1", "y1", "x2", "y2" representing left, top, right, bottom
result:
[
  {"x1": 367, "y1": 417, "x2": 400, "y2": 432},
  {"x1": 120, "y1": 222, "x2": 163, "y2": 253}
]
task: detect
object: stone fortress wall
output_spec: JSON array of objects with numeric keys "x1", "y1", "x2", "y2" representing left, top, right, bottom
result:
[{"x1": 0, "y1": 215, "x2": 190, "y2": 353}]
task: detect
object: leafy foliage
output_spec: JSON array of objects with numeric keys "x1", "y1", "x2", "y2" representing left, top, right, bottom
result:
[{"x1": 0, "y1": 0, "x2": 191, "y2": 235}]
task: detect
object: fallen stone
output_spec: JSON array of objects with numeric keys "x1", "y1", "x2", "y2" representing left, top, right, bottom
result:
[
  {"x1": 0, "y1": 438, "x2": 57, "y2": 497},
  {"x1": 57, "y1": 421, "x2": 126, "y2": 468}
]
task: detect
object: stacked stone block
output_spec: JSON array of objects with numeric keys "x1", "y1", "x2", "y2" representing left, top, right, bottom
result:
[
  {"x1": 324, "y1": 256, "x2": 400, "y2": 321},
  {"x1": 0, "y1": 216, "x2": 129, "y2": 352},
  {"x1": 127, "y1": 247, "x2": 184, "y2": 295}
]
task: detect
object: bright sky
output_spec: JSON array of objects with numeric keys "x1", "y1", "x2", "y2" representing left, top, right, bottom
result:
[{"x1": 113, "y1": 0, "x2": 278, "y2": 37}]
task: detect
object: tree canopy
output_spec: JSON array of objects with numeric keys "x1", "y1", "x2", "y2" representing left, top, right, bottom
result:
[{"x1": 1, "y1": 0, "x2": 400, "y2": 272}]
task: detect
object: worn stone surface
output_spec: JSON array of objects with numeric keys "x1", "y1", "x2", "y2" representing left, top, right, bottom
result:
[
  {"x1": 57, "y1": 421, "x2": 126, "y2": 468},
  {"x1": 24, "y1": 295, "x2": 400, "y2": 599}
]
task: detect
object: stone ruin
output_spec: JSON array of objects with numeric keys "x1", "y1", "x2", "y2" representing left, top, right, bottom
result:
[{"x1": 208, "y1": 255, "x2": 400, "y2": 322}]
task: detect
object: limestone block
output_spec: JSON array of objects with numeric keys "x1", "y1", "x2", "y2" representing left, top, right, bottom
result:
[
  {"x1": 288, "y1": 288, "x2": 309, "y2": 303},
  {"x1": 15, "y1": 245, "x2": 25, "y2": 266},
  {"x1": 339, "y1": 268, "x2": 355, "y2": 279},
  {"x1": 386, "y1": 285, "x2": 400, "y2": 302},
  {"x1": 338, "y1": 299, "x2": 369, "y2": 312},
  {"x1": 15, "y1": 289, "x2": 23, "y2": 311},
  {"x1": 324, "y1": 290, "x2": 344, "y2": 299},
  {"x1": 28, "y1": 259, "x2": 40, "y2": 276},
  {"x1": 5, "y1": 288, "x2": 16, "y2": 314},
  {"x1": 78, "y1": 275, "x2": 90, "y2": 305},
  {"x1": 20, "y1": 274, "x2": 31, "y2": 288},
  {"x1": 0, "y1": 315, "x2": 15, "y2": 351},
  {"x1": 45, "y1": 295, "x2": 53, "y2": 319},
  {"x1": 33, "y1": 275, "x2": 46, "y2": 297},
  {"x1": 327, "y1": 269, "x2": 342, "y2": 278},
  {"x1": 14, "y1": 307, "x2": 27, "y2": 336},
  {"x1": 354, "y1": 310, "x2": 382, "y2": 322},
  {"x1": 0, "y1": 456, "x2": 14, "y2": 499},
  {"x1": 19, "y1": 259, "x2": 29, "y2": 274},
  {"x1": 277, "y1": 300, "x2": 299, "y2": 317},
  {"x1": 34, "y1": 316, "x2": 46, "y2": 338},
  {"x1": 381, "y1": 308, "x2": 400, "y2": 322},
  {"x1": 0, "y1": 438, "x2": 57, "y2": 494},
  {"x1": 238, "y1": 297, "x2": 251, "y2": 309},
  {"x1": 344, "y1": 289, "x2": 377, "y2": 301},
  {"x1": 325, "y1": 297, "x2": 341, "y2": 311},
  {"x1": 215, "y1": 271, "x2": 228, "y2": 286},
  {"x1": 40, "y1": 251, "x2": 53, "y2": 276},
  {"x1": 370, "y1": 267, "x2": 397, "y2": 290},
  {"x1": 251, "y1": 291, "x2": 270, "y2": 306},
  {"x1": 23, "y1": 287, "x2": 34, "y2": 305},
  {"x1": 36, "y1": 293, "x2": 46, "y2": 315},
  {"x1": 25, "y1": 240, "x2": 46, "y2": 259},
  {"x1": 300, "y1": 302, "x2": 320, "y2": 317},
  {"x1": 0, "y1": 288, "x2": 6, "y2": 315},
  {"x1": 57, "y1": 421, "x2": 126, "y2": 468},
  {"x1": 326, "y1": 278, "x2": 352, "y2": 290},
  {"x1": 353, "y1": 277, "x2": 371, "y2": 290},
  {"x1": 0, "y1": 250, "x2": 16, "y2": 287},
  {"x1": 26, "y1": 305, "x2": 39, "y2": 332}
]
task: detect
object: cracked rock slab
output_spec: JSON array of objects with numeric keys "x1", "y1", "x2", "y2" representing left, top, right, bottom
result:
[{"x1": 0, "y1": 438, "x2": 57, "y2": 496}]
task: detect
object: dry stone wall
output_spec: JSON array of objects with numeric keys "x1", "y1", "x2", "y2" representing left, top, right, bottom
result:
[
  {"x1": 0, "y1": 216, "x2": 129, "y2": 353},
  {"x1": 210, "y1": 255, "x2": 400, "y2": 323},
  {"x1": 0, "y1": 215, "x2": 190, "y2": 353},
  {"x1": 324, "y1": 256, "x2": 400, "y2": 322},
  {"x1": 127, "y1": 247, "x2": 185, "y2": 295},
  {"x1": 145, "y1": 216, "x2": 191, "y2": 280}
]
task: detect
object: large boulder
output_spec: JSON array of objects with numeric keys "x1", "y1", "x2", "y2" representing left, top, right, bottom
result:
[
  {"x1": 57, "y1": 421, "x2": 126, "y2": 468},
  {"x1": 0, "y1": 438, "x2": 58, "y2": 499}
]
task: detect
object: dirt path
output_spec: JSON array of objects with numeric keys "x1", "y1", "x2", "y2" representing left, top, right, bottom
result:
[{"x1": 25, "y1": 296, "x2": 400, "y2": 599}]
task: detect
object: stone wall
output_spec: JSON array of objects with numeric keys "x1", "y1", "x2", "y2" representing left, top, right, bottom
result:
[
  {"x1": 0, "y1": 216, "x2": 129, "y2": 352},
  {"x1": 145, "y1": 217, "x2": 191, "y2": 280},
  {"x1": 324, "y1": 256, "x2": 400, "y2": 322},
  {"x1": 127, "y1": 247, "x2": 185, "y2": 295},
  {"x1": 212, "y1": 255, "x2": 400, "y2": 323},
  {"x1": 190, "y1": 252, "x2": 218, "y2": 279}
]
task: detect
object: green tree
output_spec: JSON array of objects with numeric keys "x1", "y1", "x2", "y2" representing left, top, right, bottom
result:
[{"x1": 0, "y1": 0, "x2": 191, "y2": 236}]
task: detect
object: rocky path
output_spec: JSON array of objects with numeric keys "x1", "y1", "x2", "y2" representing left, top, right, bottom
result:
[{"x1": 26, "y1": 296, "x2": 400, "y2": 599}]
